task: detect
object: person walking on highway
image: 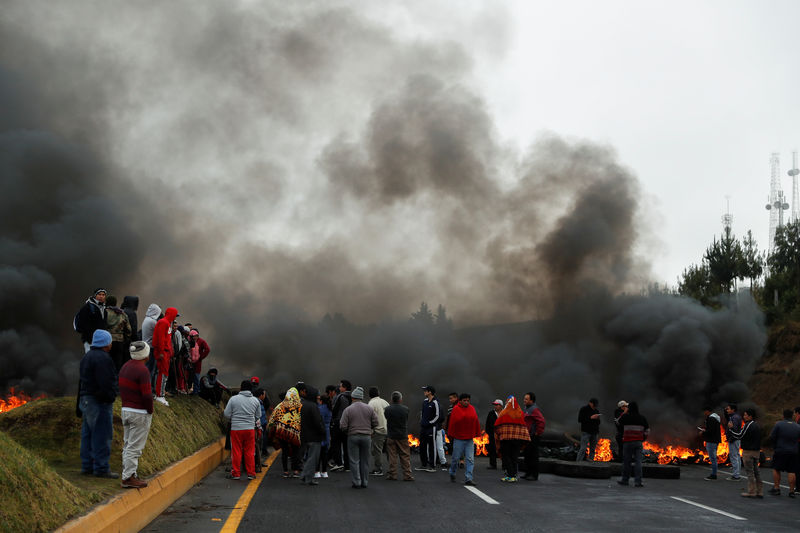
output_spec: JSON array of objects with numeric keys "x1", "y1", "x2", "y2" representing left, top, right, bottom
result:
[
  {"x1": 329, "y1": 380, "x2": 352, "y2": 471},
  {"x1": 485, "y1": 399, "x2": 503, "y2": 470},
  {"x1": 447, "y1": 393, "x2": 481, "y2": 486},
  {"x1": 224, "y1": 380, "x2": 262, "y2": 480},
  {"x1": 494, "y1": 396, "x2": 530, "y2": 483},
  {"x1": 577, "y1": 398, "x2": 600, "y2": 461},
  {"x1": 724, "y1": 403, "x2": 743, "y2": 480},
  {"x1": 298, "y1": 386, "x2": 325, "y2": 485},
  {"x1": 119, "y1": 341, "x2": 154, "y2": 488},
  {"x1": 731, "y1": 408, "x2": 762, "y2": 498},
  {"x1": 368, "y1": 387, "x2": 389, "y2": 476},
  {"x1": 416, "y1": 385, "x2": 442, "y2": 472},
  {"x1": 616, "y1": 401, "x2": 649, "y2": 487},
  {"x1": 268, "y1": 387, "x2": 302, "y2": 478},
  {"x1": 700, "y1": 406, "x2": 721, "y2": 480},
  {"x1": 340, "y1": 386, "x2": 378, "y2": 488},
  {"x1": 384, "y1": 391, "x2": 414, "y2": 481},
  {"x1": 767, "y1": 409, "x2": 800, "y2": 496},
  {"x1": 522, "y1": 392, "x2": 546, "y2": 481}
]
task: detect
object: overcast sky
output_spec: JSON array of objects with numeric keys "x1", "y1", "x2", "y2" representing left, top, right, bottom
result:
[{"x1": 483, "y1": 0, "x2": 800, "y2": 284}]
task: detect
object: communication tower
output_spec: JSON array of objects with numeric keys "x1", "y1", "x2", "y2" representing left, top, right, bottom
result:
[
  {"x1": 721, "y1": 196, "x2": 732, "y2": 236},
  {"x1": 789, "y1": 150, "x2": 799, "y2": 223},
  {"x1": 765, "y1": 152, "x2": 789, "y2": 252}
]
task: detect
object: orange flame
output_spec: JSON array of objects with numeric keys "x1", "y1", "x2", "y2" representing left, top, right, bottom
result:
[
  {"x1": 0, "y1": 388, "x2": 45, "y2": 414},
  {"x1": 407, "y1": 431, "x2": 491, "y2": 456},
  {"x1": 598, "y1": 425, "x2": 731, "y2": 465},
  {"x1": 407, "y1": 434, "x2": 420, "y2": 448}
]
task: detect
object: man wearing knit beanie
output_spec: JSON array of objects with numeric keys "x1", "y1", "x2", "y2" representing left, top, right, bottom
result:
[
  {"x1": 119, "y1": 342, "x2": 154, "y2": 488},
  {"x1": 339, "y1": 386, "x2": 378, "y2": 488},
  {"x1": 78, "y1": 329, "x2": 118, "y2": 478}
]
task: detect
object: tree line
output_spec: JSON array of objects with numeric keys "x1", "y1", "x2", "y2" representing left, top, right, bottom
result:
[{"x1": 678, "y1": 220, "x2": 800, "y2": 323}]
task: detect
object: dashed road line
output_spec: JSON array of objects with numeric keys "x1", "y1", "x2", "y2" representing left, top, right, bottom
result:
[
  {"x1": 670, "y1": 496, "x2": 747, "y2": 521},
  {"x1": 465, "y1": 485, "x2": 500, "y2": 504}
]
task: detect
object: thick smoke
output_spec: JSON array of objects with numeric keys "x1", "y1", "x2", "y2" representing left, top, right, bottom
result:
[{"x1": 0, "y1": 1, "x2": 765, "y2": 442}]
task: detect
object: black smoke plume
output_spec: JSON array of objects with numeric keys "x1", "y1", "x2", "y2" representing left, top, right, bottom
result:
[{"x1": 0, "y1": 1, "x2": 765, "y2": 442}]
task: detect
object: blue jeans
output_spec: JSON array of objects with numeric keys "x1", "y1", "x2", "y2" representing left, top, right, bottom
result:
[
  {"x1": 706, "y1": 442, "x2": 719, "y2": 475},
  {"x1": 728, "y1": 439, "x2": 741, "y2": 477},
  {"x1": 621, "y1": 441, "x2": 643, "y2": 485},
  {"x1": 449, "y1": 439, "x2": 475, "y2": 481},
  {"x1": 80, "y1": 396, "x2": 114, "y2": 474}
]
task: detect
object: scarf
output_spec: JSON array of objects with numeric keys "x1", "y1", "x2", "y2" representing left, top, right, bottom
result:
[
  {"x1": 495, "y1": 396, "x2": 526, "y2": 427},
  {"x1": 268, "y1": 387, "x2": 302, "y2": 446}
]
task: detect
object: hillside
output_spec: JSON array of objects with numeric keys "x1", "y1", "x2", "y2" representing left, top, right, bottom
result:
[{"x1": 749, "y1": 320, "x2": 800, "y2": 413}]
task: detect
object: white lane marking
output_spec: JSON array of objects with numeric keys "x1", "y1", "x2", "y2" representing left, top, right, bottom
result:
[
  {"x1": 702, "y1": 465, "x2": 789, "y2": 490},
  {"x1": 670, "y1": 497, "x2": 747, "y2": 521},
  {"x1": 465, "y1": 485, "x2": 499, "y2": 504}
]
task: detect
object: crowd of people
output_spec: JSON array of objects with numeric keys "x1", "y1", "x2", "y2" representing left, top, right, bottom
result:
[
  {"x1": 74, "y1": 287, "x2": 800, "y2": 498},
  {"x1": 74, "y1": 287, "x2": 225, "y2": 489}
]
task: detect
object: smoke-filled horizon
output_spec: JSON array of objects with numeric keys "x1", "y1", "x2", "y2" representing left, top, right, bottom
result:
[{"x1": 0, "y1": 1, "x2": 766, "y2": 443}]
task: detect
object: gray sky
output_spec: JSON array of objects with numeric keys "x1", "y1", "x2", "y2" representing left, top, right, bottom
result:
[{"x1": 483, "y1": 0, "x2": 800, "y2": 284}]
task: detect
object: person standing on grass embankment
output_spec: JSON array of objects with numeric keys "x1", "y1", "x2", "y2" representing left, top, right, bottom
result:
[
  {"x1": 74, "y1": 288, "x2": 108, "y2": 353},
  {"x1": 152, "y1": 306, "x2": 178, "y2": 406},
  {"x1": 119, "y1": 341, "x2": 153, "y2": 488},
  {"x1": 79, "y1": 329, "x2": 118, "y2": 479}
]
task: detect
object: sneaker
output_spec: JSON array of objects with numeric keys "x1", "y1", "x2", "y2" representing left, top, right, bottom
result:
[
  {"x1": 634, "y1": 483, "x2": 644, "y2": 488},
  {"x1": 768, "y1": 487, "x2": 781, "y2": 496},
  {"x1": 425, "y1": 467, "x2": 437, "y2": 473},
  {"x1": 282, "y1": 472, "x2": 291, "y2": 478},
  {"x1": 440, "y1": 465, "x2": 449, "y2": 471},
  {"x1": 704, "y1": 474, "x2": 717, "y2": 480},
  {"x1": 329, "y1": 464, "x2": 344, "y2": 472},
  {"x1": 321, "y1": 472, "x2": 328, "y2": 478},
  {"x1": 314, "y1": 472, "x2": 322, "y2": 478},
  {"x1": 227, "y1": 474, "x2": 240, "y2": 480},
  {"x1": 789, "y1": 491, "x2": 797, "y2": 499},
  {"x1": 465, "y1": 479, "x2": 477, "y2": 486},
  {"x1": 247, "y1": 475, "x2": 256, "y2": 480},
  {"x1": 617, "y1": 480, "x2": 629, "y2": 486},
  {"x1": 370, "y1": 470, "x2": 384, "y2": 476},
  {"x1": 121, "y1": 476, "x2": 147, "y2": 488},
  {"x1": 155, "y1": 397, "x2": 170, "y2": 406},
  {"x1": 727, "y1": 476, "x2": 742, "y2": 481},
  {"x1": 403, "y1": 477, "x2": 415, "y2": 481},
  {"x1": 740, "y1": 492, "x2": 755, "y2": 498},
  {"x1": 415, "y1": 466, "x2": 429, "y2": 471},
  {"x1": 507, "y1": 476, "x2": 518, "y2": 483}
]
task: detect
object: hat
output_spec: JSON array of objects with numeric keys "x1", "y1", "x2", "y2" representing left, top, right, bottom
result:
[
  {"x1": 617, "y1": 400, "x2": 628, "y2": 408},
  {"x1": 351, "y1": 386, "x2": 364, "y2": 400},
  {"x1": 93, "y1": 288, "x2": 108, "y2": 296},
  {"x1": 129, "y1": 341, "x2": 150, "y2": 360},
  {"x1": 90, "y1": 329, "x2": 112, "y2": 347},
  {"x1": 251, "y1": 376, "x2": 260, "y2": 385},
  {"x1": 492, "y1": 399, "x2": 503, "y2": 406},
  {"x1": 189, "y1": 330, "x2": 199, "y2": 337},
  {"x1": 421, "y1": 385, "x2": 436, "y2": 394}
]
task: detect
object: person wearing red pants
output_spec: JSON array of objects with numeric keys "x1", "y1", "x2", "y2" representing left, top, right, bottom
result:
[
  {"x1": 224, "y1": 380, "x2": 263, "y2": 480},
  {"x1": 152, "y1": 307, "x2": 179, "y2": 406}
]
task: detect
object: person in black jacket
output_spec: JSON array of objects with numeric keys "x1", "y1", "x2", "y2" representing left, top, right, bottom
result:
[
  {"x1": 79, "y1": 329, "x2": 119, "y2": 478},
  {"x1": 731, "y1": 408, "x2": 762, "y2": 498},
  {"x1": 75, "y1": 288, "x2": 108, "y2": 352},
  {"x1": 700, "y1": 406, "x2": 722, "y2": 480},
  {"x1": 121, "y1": 296, "x2": 140, "y2": 341},
  {"x1": 485, "y1": 399, "x2": 503, "y2": 469},
  {"x1": 329, "y1": 380, "x2": 352, "y2": 471},
  {"x1": 577, "y1": 398, "x2": 600, "y2": 461},
  {"x1": 298, "y1": 386, "x2": 325, "y2": 485}
]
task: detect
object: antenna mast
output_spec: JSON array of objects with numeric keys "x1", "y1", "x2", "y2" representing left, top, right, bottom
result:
[
  {"x1": 765, "y1": 152, "x2": 789, "y2": 253},
  {"x1": 789, "y1": 150, "x2": 799, "y2": 223}
]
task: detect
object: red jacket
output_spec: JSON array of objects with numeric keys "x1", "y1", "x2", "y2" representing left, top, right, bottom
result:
[
  {"x1": 193, "y1": 337, "x2": 210, "y2": 373},
  {"x1": 152, "y1": 307, "x2": 178, "y2": 363},
  {"x1": 447, "y1": 403, "x2": 481, "y2": 441}
]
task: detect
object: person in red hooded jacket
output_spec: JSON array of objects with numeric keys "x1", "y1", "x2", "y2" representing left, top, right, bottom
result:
[
  {"x1": 446, "y1": 393, "x2": 482, "y2": 486},
  {"x1": 152, "y1": 307, "x2": 178, "y2": 406}
]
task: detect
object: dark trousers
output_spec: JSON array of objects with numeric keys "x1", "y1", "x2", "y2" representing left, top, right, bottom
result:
[
  {"x1": 278, "y1": 439, "x2": 300, "y2": 473},
  {"x1": 421, "y1": 433, "x2": 436, "y2": 467},
  {"x1": 487, "y1": 438, "x2": 498, "y2": 468},
  {"x1": 330, "y1": 426, "x2": 349, "y2": 467},
  {"x1": 318, "y1": 444, "x2": 329, "y2": 473},
  {"x1": 500, "y1": 440, "x2": 522, "y2": 477},
  {"x1": 524, "y1": 435, "x2": 539, "y2": 478},
  {"x1": 109, "y1": 341, "x2": 129, "y2": 373}
]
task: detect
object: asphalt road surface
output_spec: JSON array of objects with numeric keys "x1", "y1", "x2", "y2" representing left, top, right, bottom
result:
[{"x1": 144, "y1": 454, "x2": 800, "y2": 533}]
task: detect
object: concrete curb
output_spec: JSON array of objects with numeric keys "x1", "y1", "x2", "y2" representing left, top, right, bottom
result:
[{"x1": 56, "y1": 436, "x2": 229, "y2": 533}]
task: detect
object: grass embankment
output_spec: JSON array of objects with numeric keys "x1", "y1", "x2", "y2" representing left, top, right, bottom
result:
[{"x1": 0, "y1": 394, "x2": 226, "y2": 533}]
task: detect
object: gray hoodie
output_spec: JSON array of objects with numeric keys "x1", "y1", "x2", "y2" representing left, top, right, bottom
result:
[
  {"x1": 142, "y1": 303, "x2": 161, "y2": 345},
  {"x1": 224, "y1": 390, "x2": 262, "y2": 431}
]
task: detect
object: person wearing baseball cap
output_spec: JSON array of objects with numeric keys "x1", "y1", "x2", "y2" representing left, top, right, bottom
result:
[
  {"x1": 78, "y1": 329, "x2": 118, "y2": 478},
  {"x1": 486, "y1": 399, "x2": 504, "y2": 469},
  {"x1": 614, "y1": 401, "x2": 629, "y2": 462}
]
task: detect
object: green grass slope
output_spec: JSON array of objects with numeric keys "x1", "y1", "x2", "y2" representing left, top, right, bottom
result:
[{"x1": 0, "y1": 394, "x2": 226, "y2": 533}]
